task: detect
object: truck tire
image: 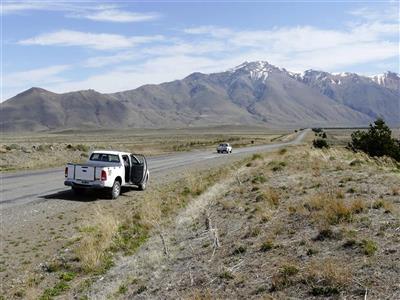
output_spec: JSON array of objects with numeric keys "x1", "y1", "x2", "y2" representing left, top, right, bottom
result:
[{"x1": 110, "y1": 180, "x2": 121, "y2": 199}]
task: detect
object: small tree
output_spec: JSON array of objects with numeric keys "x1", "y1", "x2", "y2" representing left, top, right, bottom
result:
[
  {"x1": 349, "y1": 118, "x2": 400, "y2": 161},
  {"x1": 313, "y1": 138, "x2": 329, "y2": 149}
]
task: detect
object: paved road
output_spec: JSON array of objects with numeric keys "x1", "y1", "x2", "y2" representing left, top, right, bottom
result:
[{"x1": 0, "y1": 129, "x2": 308, "y2": 209}]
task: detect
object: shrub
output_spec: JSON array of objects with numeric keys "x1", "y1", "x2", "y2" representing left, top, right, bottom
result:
[
  {"x1": 349, "y1": 118, "x2": 400, "y2": 161},
  {"x1": 313, "y1": 228, "x2": 336, "y2": 241},
  {"x1": 313, "y1": 139, "x2": 329, "y2": 149},
  {"x1": 59, "y1": 272, "x2": 76, "y2": 282},
  {"x1": 268, "y1": 161, "x2": 286, "y2": 172},
  {"x1": 260, "y1": 240, "x2": 274, "y2": 252},
  {"x1": 252, "y1": 174, "x2": 267, "y2": 184},
  {"x1": 278, "y1": 148, "x2": 287, "y2": 155},
  {"x1": 219, "y1": 270, "x2": 234, "y2": 280},
  {"x1": 7, "y1": 144, "x2": 20, "y2": 150},
  {"x1": 75, "y1": 144, "x2": 89, "y2": 152},
  {"x1": 270, "y1": 264, "x2": 299, "y2": 291},
  {"x1": 40, "y1": 281, "x2": 69, "y2": 299},
  {"x1": 360, "y1": 239, "x2": 378, "y2": 256},
  {"x1": 349, "y1": 198, "x2": 365, "y2": 214},
  {"x1": 251, "y1": 153, "x2": 262, "y2": 160}
]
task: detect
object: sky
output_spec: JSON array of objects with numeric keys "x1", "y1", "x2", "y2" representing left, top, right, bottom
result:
[{"x1": 1, "y1": 0, "x2": 399, "y2": 101}]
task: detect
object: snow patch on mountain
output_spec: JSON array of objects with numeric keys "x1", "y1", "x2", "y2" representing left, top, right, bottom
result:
[{"x1": 229, "y1": 61, "x2": 278, "y2": 82}]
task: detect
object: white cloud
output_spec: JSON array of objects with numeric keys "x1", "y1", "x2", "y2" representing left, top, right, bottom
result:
[
  {"x1": 181, "y1": 21, "x2": 399, "y2": 71},
  {"x1": 349, "y1": 5, "x2": 399, "y2": 22},
  {"x1": 184, "y1": 26, "x2": 233, "y2": 38},
  {"x1": 2, "y1": 2, "x2": 160, "y2": 23},
  {"x1": 84, "y1": 51, "x2": 142, "y2": 68},
  {"x1": 72, "y1": 9, "x2": 159, "y2": 23},
  {"x1": 4, "y1": 65, "x2": 70, "y2": 88},
  {"x1": 2, "y1": 2, "x2": 101, "y2": 15},
  {"x1": 42, "y1": 55, "x2": 227, "y2": 94},
  {"x1": 1, "y1": 2, "x2": 62, "y2": 14},
  {"x1": 18, "y1": 30, "x2": 164, "y2": 50}
]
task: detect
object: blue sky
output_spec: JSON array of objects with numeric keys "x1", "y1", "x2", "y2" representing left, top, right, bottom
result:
[{"x1": 2, "y1": 0, "x2": 399, "y2": 100}]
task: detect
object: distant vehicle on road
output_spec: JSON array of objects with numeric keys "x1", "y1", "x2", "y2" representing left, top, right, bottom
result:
[
  {"x1": 64, "y1": 150, "x2": 149, "y2": 199},
  {"x1": 217, "y1": 143, "x2": 232, "y2": 154}
]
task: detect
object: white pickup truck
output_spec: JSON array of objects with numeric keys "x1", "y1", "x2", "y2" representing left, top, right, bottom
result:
[{"x1": 64, "y1": 150, "x2": 149, "y2": 199}]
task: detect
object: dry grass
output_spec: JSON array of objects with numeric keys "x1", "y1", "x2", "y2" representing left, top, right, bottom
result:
[
  {"x1": 392, "y1": 185, "x2": 400, "y2": 196},
  {"x1": 74, "y1": 144, "x2": 400, "y2": 299},
  {"x1": 136, "y1": 193, "x2": 162, "y2": 228},
  {"x1": 304, "y1": 193, "x2": 367, "y2": 226},
  {"x1": 185, "y1": 289, "x2": 212, "y2": 300},
  {"x1": 304, "y1": 258, "x2": 352, "y2": 296},
  {"x1": 75, "y1": 209, "x2": 119, "y2": 273},
  {"x1": 73, "y1": 161, "x2": 239, "y2": 279},
  {"x1": 256, "y1": 187, "x2": 281, "y2": 208}
]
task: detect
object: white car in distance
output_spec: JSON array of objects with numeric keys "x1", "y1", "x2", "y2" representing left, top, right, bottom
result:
[{"x1": 217, "y1": 143, "x2": 232, "y2": 154}]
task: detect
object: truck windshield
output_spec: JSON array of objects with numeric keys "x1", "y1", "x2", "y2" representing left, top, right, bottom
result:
[{"x1": 90, "y1": 153, "x2": 120, "y2": 163}]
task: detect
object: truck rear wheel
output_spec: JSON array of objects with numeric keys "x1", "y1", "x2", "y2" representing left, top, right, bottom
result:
[{"x1": 110, "y1": 180, "x2": 121, "y2": 199}]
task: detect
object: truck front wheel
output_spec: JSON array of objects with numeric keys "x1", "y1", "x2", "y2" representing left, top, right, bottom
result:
[{"x1": 110, "y1": 180, "x2": 121, "y2": 199}]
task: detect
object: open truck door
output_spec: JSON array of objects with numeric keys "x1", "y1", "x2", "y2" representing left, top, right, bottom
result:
[{"x1": 130, "y1": 154, "x2": 148, "y2": 190}]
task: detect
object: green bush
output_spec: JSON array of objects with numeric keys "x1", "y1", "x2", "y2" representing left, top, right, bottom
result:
[
  {"x1": 313, "y1": 139, "x2": 329, "y2": 149},
  {"x1": 75, "y1": 144, "x2": 89, "y2": 152},
  {"x1": 349, "y1": 118, "x2": 400, "y2": 161}
]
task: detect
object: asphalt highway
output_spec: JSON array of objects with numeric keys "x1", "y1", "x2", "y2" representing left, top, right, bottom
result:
[{"x1": 0, "y1": 129, "x2": 308, "y2": 209}]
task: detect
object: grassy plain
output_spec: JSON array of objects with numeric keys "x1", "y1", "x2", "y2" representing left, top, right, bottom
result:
[{"x1": 0, "y1": 126, "x2": 291, "y2": 172}]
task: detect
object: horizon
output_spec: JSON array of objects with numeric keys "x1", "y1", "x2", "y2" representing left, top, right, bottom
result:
[{"x1": 2, "y1": 1, "x2": 399, "y2": 101}]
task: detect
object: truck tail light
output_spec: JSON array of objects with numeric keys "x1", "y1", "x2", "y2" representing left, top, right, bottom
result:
[
  {"x1": 65, "y1": 167, "x2": 68, "y2": 177},
  {"x1": 101, "y1": 170, "x2": 107, "y2": 181}
]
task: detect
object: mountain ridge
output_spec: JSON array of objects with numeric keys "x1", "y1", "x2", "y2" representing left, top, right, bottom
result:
[{"x1": 1, "y1": 61, "x2": 399, "y2": 132}]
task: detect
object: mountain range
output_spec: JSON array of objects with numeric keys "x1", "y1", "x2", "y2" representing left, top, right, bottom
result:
[{"x1": 1, "y1": 61, "x2": 399, "y2": 132}]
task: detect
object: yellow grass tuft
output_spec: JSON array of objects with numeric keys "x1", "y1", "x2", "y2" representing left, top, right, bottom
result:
[
  {"x1": 305, "y1": 193, "x2": 367, "y2": 226},
  {"x1": 75, "y1": 209, "x2": 119, "y2": 272},
  {"x1": 305, "y1": 258, "x2": 352, "y2": 291}
]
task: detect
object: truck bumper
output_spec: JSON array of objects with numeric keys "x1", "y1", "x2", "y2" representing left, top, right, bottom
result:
[{"x1": 64, "y1": 180, "x2": 105, "y2": 189}]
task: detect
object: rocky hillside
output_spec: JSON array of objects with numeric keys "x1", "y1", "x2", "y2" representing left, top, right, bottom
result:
[{"x1": 1, "y1": 61, "x2": 399, "y2": 131}]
